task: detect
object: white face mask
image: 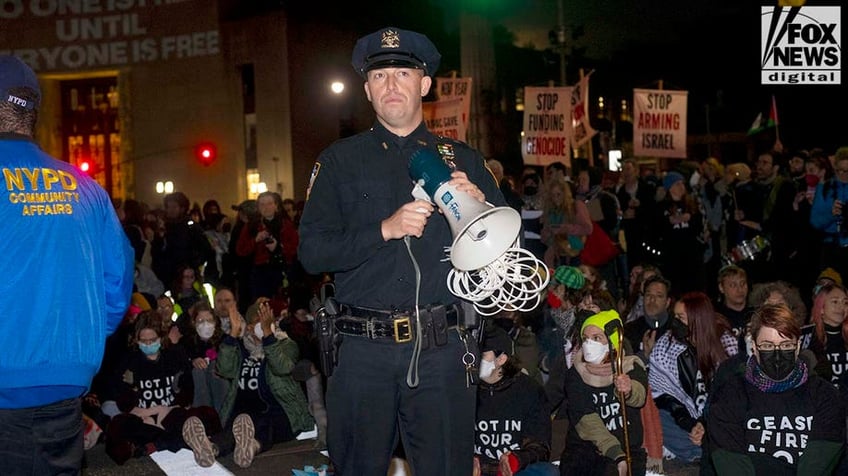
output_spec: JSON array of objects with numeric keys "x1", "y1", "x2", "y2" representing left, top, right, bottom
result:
[
  {"x1": 478, "y1": 359, "x2": 497, "y2": 380},
  {"x1": 196, "y1": 322, "x2": 215, "y2": 340},
  {"x1": 254, "y1": 322, "x2": 266, "y2": 340},
  {"x1": 582, "y1": 339, "x2": 609, "y2": 364}
]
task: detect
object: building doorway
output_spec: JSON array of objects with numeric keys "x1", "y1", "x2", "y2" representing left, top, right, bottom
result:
[{"x1": 60, "y1": 77, "x2": 120, "y2": 195}]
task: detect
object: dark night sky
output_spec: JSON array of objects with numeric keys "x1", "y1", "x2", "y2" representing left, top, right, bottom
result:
[{"x1": 290, "y1": 0, "x2": 845, "y2": 153}]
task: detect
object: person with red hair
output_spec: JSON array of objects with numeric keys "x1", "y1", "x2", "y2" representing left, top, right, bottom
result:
[
  {"x1": 809, "y1": 283, "x2": 848, "y2": 385},
  {"x1": 708, "y1": 304, "x2": 844, "y2": 474},
  {"x1": 648, "y1": 292, "x2": 737, "y2": 464}
]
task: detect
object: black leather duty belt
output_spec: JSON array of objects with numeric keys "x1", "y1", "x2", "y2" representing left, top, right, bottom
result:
[{"x1": 335, "y1": 304, "x2": 460, "y2": 344}]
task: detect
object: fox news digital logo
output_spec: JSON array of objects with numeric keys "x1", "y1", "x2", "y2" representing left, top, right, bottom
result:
[{"x1": 761, "y1": 6, "x2": 841, "y2": 85}]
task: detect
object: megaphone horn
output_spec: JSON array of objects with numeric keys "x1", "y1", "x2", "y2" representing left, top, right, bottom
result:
[{"x1": 409, "y1": 148, "x2": 522, "y2": 271}]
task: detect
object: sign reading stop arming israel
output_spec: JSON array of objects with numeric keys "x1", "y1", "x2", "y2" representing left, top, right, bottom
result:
[
  {"x1": 522, "y1": 86, "x2": 572, "y2": 167},
  {"x1": 633, "y1": 88, "x2": 688, "y2": 159}
]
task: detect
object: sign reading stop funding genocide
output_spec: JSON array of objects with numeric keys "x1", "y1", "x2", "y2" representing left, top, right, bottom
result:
[
  {"x1": 522, "y1": 86, "x2": 573, "y2": 167},
  {"x1": 633, "y1": 88, "x2": 688, "y2": 159}
]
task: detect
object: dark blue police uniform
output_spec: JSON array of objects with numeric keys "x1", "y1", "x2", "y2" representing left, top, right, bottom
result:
[{"x1": 298, "y1": 27, "x2": 507, "y2": 476}]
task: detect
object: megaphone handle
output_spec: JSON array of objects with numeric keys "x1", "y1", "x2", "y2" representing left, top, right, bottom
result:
[{"x1": 411, "y1": 182, "x2": 432, "y2": 203}]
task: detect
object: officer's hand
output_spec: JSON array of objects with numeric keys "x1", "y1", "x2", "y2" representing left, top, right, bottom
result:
[
  {"x1": 382, "y1": 199, "x2": 434, "y2": 240},
  {"x1": 450, "y1": 171, "x2": 485, "y2": 203}
]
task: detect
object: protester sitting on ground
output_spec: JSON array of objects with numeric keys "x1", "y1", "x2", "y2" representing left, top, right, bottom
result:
[
  {"x1": 623, "y1": 264, "x2": 662, "y2": 324},
  {"x1": 560, "y1": 310, "x2": 647, "y2": 476},
  {"x1": 104, "y1": 311, "x2": 221, "y2": 465},
  {"x1": 714, "y1": 265, "x2": 754, "y2": 336},
  {"x1": 623, "y1": 275, "x2": 673, "y2": 362},
  {"x1": 181, "y1": 297, "x2": 313, "y2": 468},
  {"x1": 748, "y1": 280, "x2": 807, "y2": 326},
  {"x1": 707, "y1": 304, "x2": 845, "y2": 475},
  {"x1": 473, "y1": 323, "x2": 557, "y2": 476},
  {"x1": 181, "y1": 301, "x2": 228, "y2": 413},
  {"x1": 809, "y1": 283, "x2": 848, "y2": 386},
  {"x1": 155, "y1": 294, "x2": 182, "y2": 345},
  {"x1": 648, "y1": 291, "x2": 737, "y2": 464}
]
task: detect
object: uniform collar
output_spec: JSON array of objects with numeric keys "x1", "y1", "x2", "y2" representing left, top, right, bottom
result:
[{"x1": 370, "y1": 120, "x2": 431, "y2": 149}]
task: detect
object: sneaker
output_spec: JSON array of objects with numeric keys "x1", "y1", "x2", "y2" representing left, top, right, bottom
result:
[
  {"x1": 233, "y1": 413, "x2": 261, "y2": 468},
  {"x1": 182, "y1": 416, "x2": 216, "y2": 468}
]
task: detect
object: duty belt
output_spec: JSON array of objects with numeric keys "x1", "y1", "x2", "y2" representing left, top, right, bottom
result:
[{"x1": 335, "y1": 304, "x2": 460, "y2": 344}]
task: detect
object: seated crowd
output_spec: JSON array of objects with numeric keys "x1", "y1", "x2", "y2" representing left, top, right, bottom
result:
[{"x1": 88, "y1": 147, "x2": 848, "y2": 475}]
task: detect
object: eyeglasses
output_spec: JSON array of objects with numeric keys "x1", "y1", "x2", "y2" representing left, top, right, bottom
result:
[
  {"x1": 756, "y1": 341, "x2": 797, "y2": 351},
  {"x1": 835, "y1": 168, "x2": 848, "y2": 175}
]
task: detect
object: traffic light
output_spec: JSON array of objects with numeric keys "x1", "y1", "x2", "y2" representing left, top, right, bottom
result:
[
  {"x1": 78, "y1": 160, "x2": 91, "y2": 173},
  {"x1": 195, "y1": 142, "x2": 217, "y2": 167}
]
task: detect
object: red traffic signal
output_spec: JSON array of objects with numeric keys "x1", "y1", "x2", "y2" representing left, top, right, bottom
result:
[
  {"x1": 79, "y1": 160, "x2": 91, "y2": 173},
  {"x1": 195, "y1": 142, "x2": 217, "y2": 166}
]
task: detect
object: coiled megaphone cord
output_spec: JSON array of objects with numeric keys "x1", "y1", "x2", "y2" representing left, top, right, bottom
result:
[
  {"x1": 447, "y1": 247, "x2": 550, "y2": 316},
  {"x1": 403, "y1": 235, "x2": 424, "y2": 388}
]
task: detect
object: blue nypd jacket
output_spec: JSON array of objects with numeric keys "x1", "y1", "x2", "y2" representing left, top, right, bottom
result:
[{"x1": 0, "y1": 135, "x2": 134, "y2": 408}]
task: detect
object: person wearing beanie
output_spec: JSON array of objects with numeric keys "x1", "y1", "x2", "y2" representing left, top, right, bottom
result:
[
  {"x1": 473, "y1": 323, "x2": 558, "y2": 476},
  {"x1": 654, "y1": 168, "x2": 706, "y2": 295},
  {"x1": 662, "y1": 171, "x2": 685, "y2": 192},
  {"x1": 560, "y1": 310, "x2": 648, "y2": 475}
]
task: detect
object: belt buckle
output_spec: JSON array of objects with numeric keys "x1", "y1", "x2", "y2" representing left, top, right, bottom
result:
[{"x1": 393, "y1": 316, "x2": 412, "y2": 343}]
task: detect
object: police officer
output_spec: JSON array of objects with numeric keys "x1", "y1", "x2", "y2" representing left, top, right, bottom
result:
[
  {"x1": 0, "y1": 55, "x2": 134, "y2": 474},
  {"x1": 298, "y1": 27, "x2": 507, "y2": 475}
]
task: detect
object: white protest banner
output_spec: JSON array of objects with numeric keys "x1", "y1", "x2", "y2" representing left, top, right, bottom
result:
[
  {"x1": 571, "y1": 75, "x2": 597, "y2": 148},
  {"x1": 435, "y1": 77, "x2": 472, "y2": 128},
  {"x1": 423, "y1": 98, "x2": 466, "y2": 141},
  {"x1": 522, "y1": 86, "x2": 572, "y2": 167},
  {"x1": 633, "y1": 88, "x2": 688, "y2": 158}
]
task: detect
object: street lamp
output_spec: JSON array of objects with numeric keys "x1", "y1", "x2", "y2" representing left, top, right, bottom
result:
[
  {"x1": 155, "y1": 181, "x2": 174, "y2": 194},
  {"x1": 331, "y1": 80, "x2": 354, "y2": 137}
]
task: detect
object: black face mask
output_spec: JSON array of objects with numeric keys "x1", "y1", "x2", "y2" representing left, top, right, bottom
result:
[
  {"x1": 524, "y1": 186, "x2": 538, "y2": 196},
  {"x1": 670, "y1": 318, "x2": 688, "y2": 342},
  {"x1": 758, "y1": 349, "x2": 797, "y2": 381}
]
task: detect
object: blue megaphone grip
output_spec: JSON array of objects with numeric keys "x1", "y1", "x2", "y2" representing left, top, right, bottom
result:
[{"x1": 409, "y1": 148, "x2": 453, "y2": 198}]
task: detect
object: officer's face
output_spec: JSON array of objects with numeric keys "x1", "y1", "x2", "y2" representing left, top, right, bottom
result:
[{"x1": 364, "y1": 67, "x2": 432, "y2": 134}]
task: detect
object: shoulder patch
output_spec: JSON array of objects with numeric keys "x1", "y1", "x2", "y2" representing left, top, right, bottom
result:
[{"x1": 305, "y1": 162, "x2": 321, "y2": 201}]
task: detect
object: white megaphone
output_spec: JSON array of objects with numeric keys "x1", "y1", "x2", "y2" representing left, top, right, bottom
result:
[{"x1": 409, "y1": 148, "x2": 522, "y2": 271}]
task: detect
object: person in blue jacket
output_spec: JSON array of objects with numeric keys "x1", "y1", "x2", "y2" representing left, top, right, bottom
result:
[
  {"x1": 810, "y1": 148, "x2": 848, "y2": 283},
  {"x1": 0, "y1": 55, "x2": 134, "y2": 474}
]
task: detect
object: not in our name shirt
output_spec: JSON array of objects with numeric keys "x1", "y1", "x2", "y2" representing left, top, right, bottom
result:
[
  {"x1": 121, "y1": 345, "x2": 192, "y2": 408},
  {"x1": 824, "y1": 324, "x2": 848, "y2": 385}
]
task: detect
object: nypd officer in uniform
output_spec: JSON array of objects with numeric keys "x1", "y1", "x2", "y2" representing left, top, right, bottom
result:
[{"x1": 298, "y1": 27, "x2": 507, "y2": 475}]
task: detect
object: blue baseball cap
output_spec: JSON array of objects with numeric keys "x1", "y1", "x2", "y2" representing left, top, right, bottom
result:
[
  {"x1": 0, "y1": 55, "x2": 40, "y2": 110},
  {"x1": 352, "y1": 27, "x2": 441, "y2": 78}
]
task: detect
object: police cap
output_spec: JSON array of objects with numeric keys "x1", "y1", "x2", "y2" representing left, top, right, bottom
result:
[
  {"x1": 0, "y1": 55, "x2": 40, "y2": 110},
  {"x1": 352, "y1": 27, "x2": 441, "y2": 78}
]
